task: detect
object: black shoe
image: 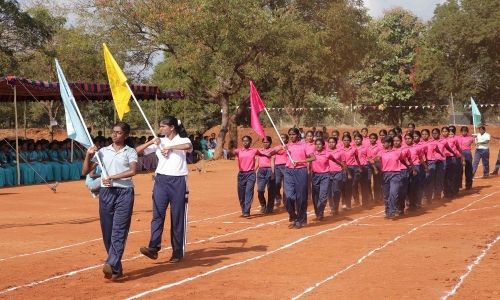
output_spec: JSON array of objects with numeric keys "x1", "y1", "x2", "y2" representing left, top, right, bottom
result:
[
  {"x1": 168, "y1": 256, "x2": 183, "y2": 264},
  {"x1": 242, "y1": 213, "x2": 250, "y2": 218},
  {"x1": 140, "y1": 247, "x2": 158, "y2": 260},
  {"x1": 288, "y1": 222, "x2": 296, "y2": 229},
  {"x1": 103, "y1": 263, "x2": 113, "y2": 279}
]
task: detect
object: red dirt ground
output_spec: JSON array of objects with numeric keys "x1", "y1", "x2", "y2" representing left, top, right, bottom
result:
[{"x1": 0, "y1": 126, "x2": 499, "y2": 299}]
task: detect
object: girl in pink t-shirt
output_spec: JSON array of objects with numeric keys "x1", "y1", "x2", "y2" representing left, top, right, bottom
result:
[
  {"x1": 354, "y1": 134, "x2": 372, "y2": 207},
  {"x1": 283, "y1": 128, "x2": 316, "y2": 229},
  {"x1": 326, "y1": 137, "x2": 347, "y2": 215},
  {"x1": 459, "y1": 126, "x2": 474, "y2": 189},
  {"x1": 372, "y1": 136, "x2": 411, "y2": 219},
  {"x1": 256, "y1": 136, "x2": 276, "y2": 214},
  {"x1": 311, "y1": 138, "x2": 344, "y2": 220}
]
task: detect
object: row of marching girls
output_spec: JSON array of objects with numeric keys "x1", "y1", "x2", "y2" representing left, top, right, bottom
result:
[
  {"x1": 0, "y1": 139, "x2": 84, "y2": 187},
  {"x1": 82, "y1": 116, "x2": 192, "y2": 281}
]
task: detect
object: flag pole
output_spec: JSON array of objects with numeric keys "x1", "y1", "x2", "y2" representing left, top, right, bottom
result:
[
  {"x1": 126, "y1": 83, "x2": 158, "y2": 139},
  {"x1": 262, "y1": 107, "x2": 294, "y2": 162}
]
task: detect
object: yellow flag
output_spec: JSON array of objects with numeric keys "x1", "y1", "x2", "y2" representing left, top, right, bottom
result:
[{"x1": 103, "y1": 43, "x2": 131, "y2": 120}]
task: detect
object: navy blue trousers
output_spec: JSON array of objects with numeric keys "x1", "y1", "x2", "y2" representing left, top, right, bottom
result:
[
  {"x1": 460, "y1": 150, "x2": 473, "y2": 189},
  {"x1": 149, "y1": 174, "x2": 187, "y2": 259},
  {"x1": 444, "y1": 157, "x2": 458, "y2": 198},
  {"x1": 284, "y1": 167, "x2": 308, "y2": 225},
  {"x1": 372, "y1": 162, "x2": 383, "y2": 202},
  {"x1": 382, "y1": 172, "x2": 400, "y2": 217},
  {"x1": 343, "y1": 166, "x2": 360, "y2": 208},
  {"x1": 274, "y1": 164, "x2": 286, "y2": 206},
  {"x1": 398, "y1": 169, "x2": 409, "y2": 212},
  {"x1": 359, "y1": 165, "x2": 372, "y2": 206},
  {"x1": 408, "y1": 165, "x2": 422, "y2": 208},
  {"x1": 434, "y1": 160, "x2": 446, "y2": 199},
  {"x1": 424, "y1": 160, "x2": 436, "y2": 201},
  {"x1": 237, "y1": 171, "x2": 256, "y2": 214},
  {"x1": 257, "y1": 167, "x2": 276, "y2": 213},
  {"x1": 312, "y1": 172, "x2": 330, "y2": 217},
  {"x1": 473, "y1": 149, "x2": 490, "y2": 177},
  {"x1": 328, "y1": 171, "x2": 345, "y2": 213},
  {"x1": 99, "y1": 187, "x2": 134, "y2": 274}
]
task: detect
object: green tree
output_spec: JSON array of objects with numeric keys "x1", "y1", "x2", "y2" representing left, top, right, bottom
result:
[
  {"x1": 352, "y1": 8, "x2": 425, "y2": 126},
  {"x1": 416, "y1": 0, "x2": 499, "y2": 111}
]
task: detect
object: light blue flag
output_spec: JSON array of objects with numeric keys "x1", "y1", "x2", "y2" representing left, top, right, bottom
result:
[
  {"x1": 470, "y1": 97, "x2": 481, "y2": 127},
  {"x1": 55, "y1": 59, "x2": 92, "y2": 148}
]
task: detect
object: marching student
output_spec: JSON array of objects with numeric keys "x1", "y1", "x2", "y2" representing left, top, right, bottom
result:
[
  {"x1": 360, "y1": 128, "x2": 371, "y2": 147},
  {"x1": 282, "y1": 127, "x2": 315, "y2": 229},
  {"x1": 135, "y1": 116, "x2": 192, "y2": 264},
  {"x1": 412, "y1": 130, "x2": 428, "y2": 207},
  {"x1": 367, "y1": 133, "x2": 382, "y2": 203},
  {"x1": 372, "y1": 136, "x2": 411, "y2": 219},
  {"x1": 378, "y1": 129, "x2": 387, "y2": 147},
  {"x1": 431, "y1": 128, "x2": 447, "y2": 200},
  {"x1": 274, "y1": 134, "x2": 288, "y2": 208},
  {"x1": 341, "y1": 135, "x2": 362, "y2": 209},
  {"x1": 326, "y1": 137, "x2": 347, "y2": 215},
  {"x1": 256, "y1": 136, "x2": 276, "y2": 214},
  {"x1": 404, "y1": 132, "x2": 427, "y2": 210},
  {"x1": 459, "y1": 126, "x2": 474, "y2": 189},
  {"x1": 393, "y1": 135, "x2": 411, "y2": 214},
  {"x1": 311, "y1": 138, "x2": 344, "y2": 220},
  {"x1": 441, "y1": 126, "x2": 461, "y2": 199},
  {"x1": 82, "y1": 121, "x2": 138, "y2": 280},
  {"x1": 354, "y1": 133, "x2": 372, "y2": 207}
]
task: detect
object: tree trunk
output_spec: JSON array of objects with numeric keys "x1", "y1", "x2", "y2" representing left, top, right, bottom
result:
[
  {"x1": 227, "y1": 97, "x2": 250, "y2": 151},
  {"x1": 213, "y1": 94, "x2": 229, "y2": 159}
]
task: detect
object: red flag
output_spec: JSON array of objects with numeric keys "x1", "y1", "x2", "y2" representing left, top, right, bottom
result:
[{"x1": 249, "y1": 80, "x2": 266, "y2": 138}]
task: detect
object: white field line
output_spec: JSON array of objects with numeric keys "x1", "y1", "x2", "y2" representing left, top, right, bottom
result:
[
  {"x1": 124, "y1": 210, "x2": 384, "y2": 300},
  {"x1": 0, "y1": 210, "x2": 311, "y2": 296},
  {"x1": 0, "y1": 209, "x2": 247, "y2": 263},
  {"x1": 441, "y1": 235, "x2": 500, "y2": 300},
  {"x1": 291, "y1": 192, "x2": 497, "y2": 300}
]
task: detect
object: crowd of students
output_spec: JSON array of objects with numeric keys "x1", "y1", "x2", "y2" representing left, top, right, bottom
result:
[{"x1": 232, "y1": 124, "x2": 499, "y2": 227}]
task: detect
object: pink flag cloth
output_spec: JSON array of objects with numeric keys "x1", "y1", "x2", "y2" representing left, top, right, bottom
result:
[{"x1": 249, "y1": 80, "x2": 266, "y2": 138}]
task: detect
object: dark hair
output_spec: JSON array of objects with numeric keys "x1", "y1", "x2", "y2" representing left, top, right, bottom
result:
[
  {"x1": 408, "y1": 123, "x2": 416, "y2": 128},
  {"x1": 342, "y1": 135, "x2": 352, "y2": 142},
  {"x1": 332, "y1": 130, "x2": 340, "y2": 136},
  {"x1": 413, "y1": 130, "x2": 421, "y2": 137},
  {"x1": 383, "y1": 136, "x2": 394, "y2": 145},
  {"x1": 460, "y1": 126, "x2": 469, "y2": 133},
  {"x1": 394, "y1": 127, "x2": 402, "y2": 134},
  {"x1": 479, "y1": 126, "x2": 486, "y2": 131},
  {"x1": 315, "y1": 138, "x2": 325, "y2": 146},
  {"x1": 242, "y1": 135, "x2": 252, "y2": 143},
  {"x1": 262, "y1": 136, "x2": 272, "y2": 144},
  {"x1": 369, "y1": 133, "x2": 378, "y2": 139},
  {"x1": 432, "y1": 128, "x2": 440, "y2": 134},
  {"x1": 441, "y1": 126, "x2": 449, "y2": 132},
  {"x1": 353, "y1": 133, "x2": 363, "y2": 140},
  {"x1": 288, "y1": 127, "x2": 300, "y2": 136},
  {"x1": 361, "y1": 127, "x2": 368, "y2": 132},
  {"x1": 113, "y1": 121, "x2": 131, "y2": 135},
  {"x1": 159, "y1": 116, "x2": 188, "y2": 138},
  {"x1": 449, "y1": 125, "x2": 456, "y2": 133},
  {"x1": 305, "y1": 130, "x2": 314, "y2": 136},
  {"x1": 404, "y1": 133, "x2": 413, "y2": 139},
  {"x1": 393, "y1": 134, "x2": 402, "y2": 141},
  {"x1": 328, "y1": 136, "x2": 338, "y2": 143},
  {"x1": 379, "y1": 129, "x2": 387, "y2": 135},
  {"x1": 422, "y1": 129, "x2": 430, "y2": 135}
]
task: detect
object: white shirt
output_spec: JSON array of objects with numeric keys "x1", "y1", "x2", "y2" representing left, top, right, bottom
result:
[
  {"x1": 475, "y1": 132, "x2": 490, "y2": 150},
  {"x1": 144, "y1": 135, "x2": 192, "y2": 176}
]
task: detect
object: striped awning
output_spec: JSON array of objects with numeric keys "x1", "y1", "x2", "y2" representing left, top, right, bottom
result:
[{"x1": 0, "y1": 76, "x2": 184, "y2": 102}]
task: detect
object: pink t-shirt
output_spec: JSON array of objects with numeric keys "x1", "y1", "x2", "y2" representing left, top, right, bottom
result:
[
  {"x1": 367, "y1": 144, "x2": 382, "y2": 160},
  {"x1": 394, "y1": 147, "x2": 410, "y2": 170},
  {"x1": 448, "y1": 136, "x2": 461, "y2": 157},
  {"x1": 274, "y1": 149, "x2": 287, "y2": 165},
  {"x1": 305, "y1": 142, "x2": 316, "y2": 156},
  {"x1": 434, "y1": 139, "x2": 446, "y2": 161},
  {"x1": 258, "y1": 148, "x2": 274, "y2": 168},
  {"x1": 343, "y1": 146, "x2": 359, "y2": 166},
  {"x1": 379, "y1": 148, "x2": 405, "y2": 172},
  {"x1": 406, "y1": 144, "x2": 422, "y2": 165},
  {"x1": 356, "y1": 145, "x2": 369, "y2": 166},
  {"x1": 328, "y1": 149, "x2": 345, "y2": 172},
  {"x1": 234, "y1": 148, "x2": 258, "y2": 172},
  {"x1": 311, "y1": 150, "x2": 332, "y2": 173},
  {"x1": 285, "y1": 141, "x2": 312, "y2": 169},
  {"x1": 440, "y1": 138, "x2": 454, "y2": 157},
  {"x1": 459, "y1": 135, "x2": 474, "y2": 151},
  {"x1": 362, "y1": 138, "x2": 371, "y2": 147}
]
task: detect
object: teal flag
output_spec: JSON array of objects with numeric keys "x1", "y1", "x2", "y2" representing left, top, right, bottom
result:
[
  {"x1": 55, "y1": 59, "x2": 92, "y2": 148},
  {"x1": 470, "y1": 97, "x2": 481, "y2": 127}
]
